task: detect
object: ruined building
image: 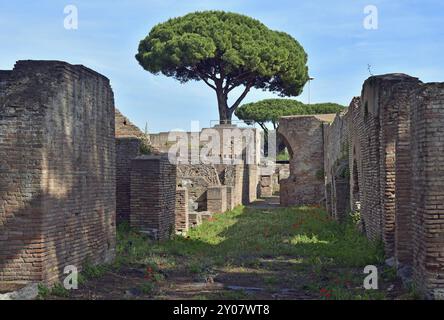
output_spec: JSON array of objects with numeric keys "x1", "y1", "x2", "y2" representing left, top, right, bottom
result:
[
  {"x1": 0, "y1": 61, "x2": 116, "y2": 290},
  {"x1": 280, "y1": 73, "x2": 444, "y2": 299}
]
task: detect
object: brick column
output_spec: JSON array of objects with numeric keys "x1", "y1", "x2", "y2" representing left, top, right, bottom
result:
[
  {"x1": 175, "y1": 187, "x2": 189, "y2": 233},
  {"x1": 130, "y1": 155, "x2": 176, "y2": 241}
]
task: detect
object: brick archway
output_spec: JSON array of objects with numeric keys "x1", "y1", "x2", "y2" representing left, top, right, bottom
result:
[{"x1": 277, "y1": 114, "x2": 335, "y2": 206}]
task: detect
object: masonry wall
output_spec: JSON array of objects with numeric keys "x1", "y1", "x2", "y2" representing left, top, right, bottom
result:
[
  {"x1": 0, "y1": 60, "x2": 116, "y2": 290},
  {"x1": 130, "y1": 155, "x2": 176, "y2": 241},
  {"x1": 349, "y1": 75, "x2": 421, "y2": 256},
  {"x1": 207, "y1": 186, "x2": 227, "y2": 214},
  {"x1": 410, "y1": 83, "x2": 444, "y2": 299},
  {"x1": 177, "y1": 164, "x2": 221, "y2": 211},
  {"x1": 322, "y1": 73, "x2": 444, "y2": 299},
  {"x1": 323, "y1": 109, "x2": 350, "y2": 221},
  {"x1": 278, "y1": 115, "x2": 336, "y2": 206},
  {"x1": 175, "y1": 187, "x2": 189, "y2": 233},
  {"x1": 115, "y1": 138, "x2": 141, "y2": 223},
  {"x1": 115, "y1": 109, "x2": 145, "y2": 223}
]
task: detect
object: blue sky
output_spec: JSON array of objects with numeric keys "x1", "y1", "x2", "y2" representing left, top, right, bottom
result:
[{"x1": 1, "y1": 0, "x2": 443, "y2": 132}]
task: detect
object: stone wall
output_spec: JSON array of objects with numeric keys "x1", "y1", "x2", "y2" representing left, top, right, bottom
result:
[
  {"x1": 130, "y1": 155, "x2": 176, "y2": 241},
  {"x1": 0, "y1": 60, "x2": 116, "y2": 290},
  {"x1": 207, "y1": 186, "x2": 227, "y2": 214},
  {"x1": 278, "y1": 114, "x2": 336, "y2": 206},
  {"x1": 177, "y1": 164, "x2": 221, "y2": 211},
  {"x1": 259, "y1": 175, "x2": 273, "y2": 198}
]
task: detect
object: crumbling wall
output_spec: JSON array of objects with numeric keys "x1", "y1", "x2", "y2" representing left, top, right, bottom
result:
[
  {"x1": 259, "y1": 175, "x2": 273, "y2": 198},
  {"x1": 115, "y1": 109, "x2": 145, "y2": 223},
  {"x1": 278, "y1": 114, "x2": 336, "y2": 206},
  {"x1": 177, "y1": 164, "x2": 221, "y2": 211},
  {"x1": 0, "y1": 60, "x2": 116, "y2": 289},
  {"x1": 323, "y1": 73, "x2": 444, "y2": 299},
  {"x1": 115, "y1": 138, "x2": 141, "y2": 223},
  {"x1": 349, "y1": 74, "x2": 421, "y2": 256}
]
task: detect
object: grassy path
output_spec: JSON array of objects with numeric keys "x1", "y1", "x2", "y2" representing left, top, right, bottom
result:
[{"x1": 43, "y1": 205, "x2": 411, "y2": 300}]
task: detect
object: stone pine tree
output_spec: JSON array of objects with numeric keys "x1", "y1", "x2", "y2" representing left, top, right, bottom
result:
[
  {"x1": 136, "y1": 11, "x2": 309, "y2": 123},
  {"x1": 235, "y1": 99, "x2": 345, "y2": 135},
  {"x1": 235, "y1": 99, "x2": 345, "y2": 154}
]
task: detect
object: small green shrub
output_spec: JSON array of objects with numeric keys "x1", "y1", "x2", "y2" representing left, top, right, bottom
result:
[
  {"x1": 51, "y1": 283, "x2": 70, "y2": 298},
  {"x1": 139, "y1": 137, "x2": 152, "y2": 155},
  {"x1": 37, "y1": 284, "x2": 51, "y2": 299},
  {"x1": 139, "y1": 282, "x2": 156, "y2": 295}
]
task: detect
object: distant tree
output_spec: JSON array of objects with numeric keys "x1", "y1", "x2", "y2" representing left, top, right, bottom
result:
[
  {"x1": 235, "y1": 99, "x2": 345, "y2": 134},
  {"x1": 136, "y1": 11, "x2": 309, "y2": 123}
]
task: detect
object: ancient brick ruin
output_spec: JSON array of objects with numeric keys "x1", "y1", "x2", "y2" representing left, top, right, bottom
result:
[
  {"x1": 130, "y1": 155, "x2": 176, "y2": 241},
  {"x1": 115, "y1": 109, "x2": 144, "y2": 223},
  {"x1": 280, "y1": 73, "x2": 444, "y2": 299},
  {"x1": 0, "y1": 61, "x2": 116, "y2": 290},
  {"x1": 278, "y1": 114, "x2": 336, "y2": 206},
  {"x1": 1, "y1": 60, "x2": 443, "y2": 300}
]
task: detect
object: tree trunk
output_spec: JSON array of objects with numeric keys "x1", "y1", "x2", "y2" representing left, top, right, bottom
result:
[{"x1": 216, "y1": 89, "x2": 232, "y2": 124}]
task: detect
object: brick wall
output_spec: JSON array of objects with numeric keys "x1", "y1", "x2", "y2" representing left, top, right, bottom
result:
[
  {"x1": 323, "y1": 73, "x2": 444, "y2": 299},
  {"x1": 0, "y1": 60, "x2": 116, "y2": 290},
  {"x1": 115, "y1": 137, "x2": 141, "y2": 223},
  {"x1": 278, "y1": 115, "x2": 336, "y2": 206},
  {"x1": 410, "y1": 83, "x2": 444, "y2": 299},
  {"x1": 130, "y1": 155, "x2": 176, "y2": 241},
  {"x1": 175, "y1": 187, "x2": 189, "y2": 233},
  {"x1": 177, "y1": 164, "x2": 221, "y2": 211},
  {"x1": 349, "y1": 75, "x2": 421, "y2": 254},
  {"x1": 115, "y1": 109, "x2": 145, "y2": 223},
  {"x1": 323, "y1": 109, "x2": 350, "y2": 221}
]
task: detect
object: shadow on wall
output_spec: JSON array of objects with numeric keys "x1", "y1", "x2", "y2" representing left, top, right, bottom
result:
[{"x1": 0, "y1": 60, "x2": 116, "y2": 291}]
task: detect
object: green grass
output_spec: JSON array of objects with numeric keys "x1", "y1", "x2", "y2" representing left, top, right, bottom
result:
[
  {"x1": 37, "y1": 283, "x2": 69, "y2": 299},
  {"x1": 114, "y1": 205, "x2": 390, "y2": 300},
  {"x1": 38, "y1": 205, "x2": 395, "y2": 300},
  {"x1": 117, "y1": 205, "x2": 384, "y2": 269},
  {"x1": 276, "y1": 149, "x2": 290, "y2": 161}
]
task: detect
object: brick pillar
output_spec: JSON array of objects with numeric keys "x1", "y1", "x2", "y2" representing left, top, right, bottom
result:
[
  {"x1": 116, "y1": 137, "x2": 141, "y2": 223},
  {"x1": 207, "y1": 186, "x2": 227, "y2": 213},
  {"x1": 175, "y1": 187, "x2": 189, "y2": 233},
  {"x1": 130, "y1": 155, "x2": 176, "y2": 241},
  {"x1": 411, "y1": 83, "x2": 444, "y2": 299},
  {"x1": 394, "y1": 93, "x2": 414, "y2": 267}
]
